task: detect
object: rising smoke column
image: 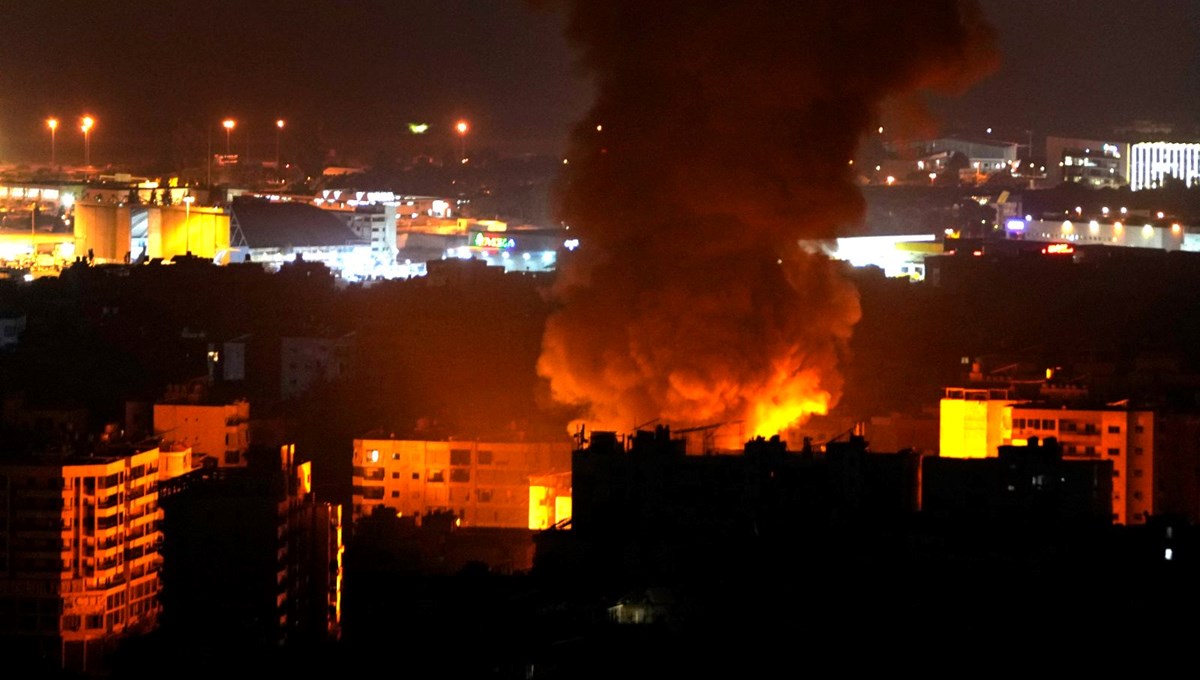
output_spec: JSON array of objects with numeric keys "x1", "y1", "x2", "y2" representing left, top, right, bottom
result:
[{"x1": 538, "y1": 0, "x2": 996, "y2": 436}]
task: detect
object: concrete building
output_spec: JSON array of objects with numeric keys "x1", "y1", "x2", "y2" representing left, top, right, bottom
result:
[
  {"x1": 331, "y1": 204, "x2": 398, "y2": 268},
  {"x1": 0, "y1": 445, "x2": 164, "y2": 672},
  {"x1": 1045, "y1": 136, "x2": 1128, "y2": 187},
  {"x1": 923, "y1": 437, "x2": 1113, "y2": 524},
  {"x1": 939, "y1": 386, "x2": 1020, "y2": 459},
  {"x1": 939, "y1": 382, "x2": 1200, "y2": 525},
  {"x1": 1129, "y1": 141, "x2": 1200, "y2": 191},
  {"x1": 281, "y1": 333, "x2": 355, "y2": 400},
  {"x1": 351, "y1": 438, "x2": 573, "y2": 529},
  {"x1": 153, "y1": 385, "x2": 250, "y2": 468},
  {"x1": 1010, "y1": 404, "x2": 1156, "y2": 525},
  {"x1": 159, "y1": 444, "x2": 342, "y2": 648}
]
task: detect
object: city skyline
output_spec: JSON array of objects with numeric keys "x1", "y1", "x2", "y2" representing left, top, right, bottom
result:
[{"x1": 0, "y1": 1, "x2": 1196, "y2": 166}]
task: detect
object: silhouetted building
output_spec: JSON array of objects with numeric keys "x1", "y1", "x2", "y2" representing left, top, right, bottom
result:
[
  {"x1": 922, "y1": 437, "x2": 1113, "y2": 524},
  {"x1": 158, "y1": 444, "x2": 342, "y2": 650}
]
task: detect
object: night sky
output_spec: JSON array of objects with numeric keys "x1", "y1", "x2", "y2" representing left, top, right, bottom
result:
[{"x1": 0, "y1": 0, "x2": 1195, "y2": 163}]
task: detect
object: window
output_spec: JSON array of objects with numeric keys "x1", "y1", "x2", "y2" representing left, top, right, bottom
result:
[
  {"x1": 1060, "y1": 420, "x2": 1077, "y2": 433},
  {"x1": 1084, "y1": 446, "x2": 1096, "y2": 456},
  {"x1": 1134, "y1": 447, "x2": 1144, "y2": 456},
  {"x1": 412, "y1": 472, "x2": 420, "y2": 480},
  {"x1": 392, "y1": 453, "x2": 401, "y2": 460},
  {"x1": 1107, "y1": 425, "x2": 1121, "y2": 434},
  {"x1": 1134, "y1": 491, "x2": 1143, "y2": 500},
  {"x1": 477, "y1": 489, "x2": 493, "y2": 503},
  {"x1": 478, "y1": 450, "x2": 494, "y2": 465},
  {"x1": 224, "y1": 450, "x2": 241, "y2": 465},
  {"x1": 450, "y1": 449, "x2": 471, "y2": 466},
  {"x1": 390, "y1": 491, "x2": 399, "y2": 498},
  {"x1": 86, "y1": 615, "x2": 103, "y2": 630},
  {"x1": 1107, "y1": 448, "x2": 1120, "y2": 456},
  {"x1": 1112, "y1": 470, "x2": 1120, "y2": 478},
  {"x1": 391, "y1": 472, "x2": 400, "y2": 479},
  {"x1": 427, "y1": 470, "x2": 445, "y2": 483},
  {"x1": 1042, "y1": 419, "x2": 1056, "y2": 430},
  {"x1": 450, "y1": 469, "x2": 470, "y2": 483},
  {"x1": 1135, "y1": 424, "x2": 1144, "y2": 433}
]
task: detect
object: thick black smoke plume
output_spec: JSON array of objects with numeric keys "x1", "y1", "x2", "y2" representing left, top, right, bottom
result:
[{"x1": 537, "y1": 0, "x2": 997, "y2": 435}]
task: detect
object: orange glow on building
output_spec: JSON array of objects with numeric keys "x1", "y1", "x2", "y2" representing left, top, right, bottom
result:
[{"x1": 352, "y1": 439, "x2": 572, "y2": 529}]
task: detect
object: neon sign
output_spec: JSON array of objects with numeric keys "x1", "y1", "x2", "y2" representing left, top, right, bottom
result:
[
  {"x1": 1043, "y1": 243, "x2": 1074, "y2": 255},
  {"x1": 469, "y1": 232, "x2": 515, "y2": 249}
]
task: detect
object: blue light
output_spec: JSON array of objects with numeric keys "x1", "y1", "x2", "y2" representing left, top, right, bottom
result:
[{"x1": 1005, "y1": 219, "x2": 1026, "y2": 232}]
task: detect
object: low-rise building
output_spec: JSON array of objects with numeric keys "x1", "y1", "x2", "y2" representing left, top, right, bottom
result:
[{"x1": 351, "y1": 438, "x2": 573, "y2": 529}]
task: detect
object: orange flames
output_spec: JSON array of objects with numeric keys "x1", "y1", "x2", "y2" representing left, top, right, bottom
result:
[{"x1": 539, "y1": 0, "x2": 994, "y2": 444}]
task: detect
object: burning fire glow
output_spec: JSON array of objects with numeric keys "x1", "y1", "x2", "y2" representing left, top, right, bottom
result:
[{"x1": 537, "y1": 0, "x2": 996, "y2": 440}]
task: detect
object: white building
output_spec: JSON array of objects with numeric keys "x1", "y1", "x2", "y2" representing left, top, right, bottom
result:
[{"x1": 1129, "y1": 141, "x2": 1200, "y2": 191}]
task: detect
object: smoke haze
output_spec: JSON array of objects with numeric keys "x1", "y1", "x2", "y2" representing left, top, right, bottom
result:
[{"x1": 537, "y1": 0, "x2": 997, "y2": 436}]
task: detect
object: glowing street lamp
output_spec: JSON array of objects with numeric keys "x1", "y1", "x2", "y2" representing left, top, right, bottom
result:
[
  {"x1": 222, "y1": 119, "x2": 236, "y2": 155},
  {"x1": 455, "y1": 120, "x2": 469, "y2": 161},
  {"x1": 80, "y1": 116, "x2": 95, "y2": 167},
  {"x1": 46, "y1": 118, "x2": 58, "y2": 166}
]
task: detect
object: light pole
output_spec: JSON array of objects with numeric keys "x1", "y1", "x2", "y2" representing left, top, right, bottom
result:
[
  {"x1": 455, "y1": 120, "x2": 469, "y2": 162},
  {"x1": 80, "y1": 116, "x2": 94, "y2": 167},
  {"x1": 222, "y1": 119, "x2": 235, "y2": 156},
  {"x1": 183, "y1": 195, "x2": 195, "y2": 255},
  {"x1": 275, "y1": 119, "x2": 285, "y2": 176},
  {"x1": 46, "y1": 118, "x2": 58, "y2": 166}
]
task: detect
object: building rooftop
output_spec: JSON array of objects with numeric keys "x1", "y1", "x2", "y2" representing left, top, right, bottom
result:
[{"x1": 231, "y1": 198, "x2": 367, "y2": 250}]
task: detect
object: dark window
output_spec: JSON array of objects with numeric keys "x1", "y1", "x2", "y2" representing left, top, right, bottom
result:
[
  {"x1": 1042, "y1": 419, "x2": 1056, "y2": 430},
  {"x1": 391, "y1": 472, "x2": 400, "y2": 479},
  {"x1": 1107, "y1": 448, "x2": 1120, "y2": 456},
  {"x1": 392, "y1": 453, "x2": 400, "y2": 460},
  {"x1": 1107, "y1": 425, "x2": 1121, "y2": 434},
  {"x1": 1134, "y1": 469, "x2": 1144, "y2": 478},
  {"x1": 1113, "y1": 470, "x2": 1120, "y2": 478},
  {"x1": 390, "y1": 491, "x2": 399, "y2": 498},
  {"x1": 1135, "y1": 424, "x2": 1144, "y2": 433},
  {"x1": 450, "y1": 450, "x2": 471, "y2": 466},
  {"x1": 1013, "y1": 418, "x2": 1025, "y2": 429},
  {"x1": 428, "y1": 470, "x2": 445, "y2": 483},
  {"x1": 1135, "y1": 447, "x2": 1144, "y2": 456},
  {"x1": 412, "y1": 473, "x2": 420, "y2": 480},
  {"x1": 450, "y1": 469, "x2": 470, "y2": 483}
]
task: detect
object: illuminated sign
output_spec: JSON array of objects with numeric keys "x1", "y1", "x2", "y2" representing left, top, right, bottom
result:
[
  {"x1": 1042, "y1": 243, "x2": 1074, "y2": 255},
  {"x1": 1005, "y1": 219, "x2": 1025, "y2": 231},
  {"x1": 469, "y1": 231, "x2": 515, "y2": 250}
]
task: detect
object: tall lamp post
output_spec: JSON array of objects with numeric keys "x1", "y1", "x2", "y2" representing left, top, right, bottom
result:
[
  {"x1": 455, "y1": 120, "x2": 469, "y2": 162},
  {"x1": 46, "y1": 118, "x2": 58, "y2": 166},
  {"x1": 275, "y1": 119, "x2": 285, "y2": 177},
  {"x1": 80, "y1": 116, "x2": 94, "y2": 167},
  {"x1": 222, "y1": 119, "x2": 236, "y2": 156},
  {"x1": 183, "y1": 195, "x2": 195, "y2": 256}
]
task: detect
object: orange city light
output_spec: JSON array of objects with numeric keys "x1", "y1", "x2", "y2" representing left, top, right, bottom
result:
[
  {"x1": 47, "y1": 118, "x2": 58, "y2": 131},
  {"x1": 276, "y1": 119, "x2": 285, "y2": 129},
  {"x1": 223, "y1": 119, "x2": 236, "y2": 130},
  {"x1": 80, "y1": 116, "x2": 94, "y2": 132},
  {"x1": 455, "y1": 120, "x2": 469, "y2": 135}
]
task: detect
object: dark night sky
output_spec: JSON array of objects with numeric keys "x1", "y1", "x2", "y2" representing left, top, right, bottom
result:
[{"x1": 0, "y1": 1, "x2": 1196, "y2": 164}]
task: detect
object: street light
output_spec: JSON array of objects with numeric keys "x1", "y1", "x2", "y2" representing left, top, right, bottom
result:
[
  {"x1": 80, "y1": 116, "x2": 94, "y2": 167},
  {"x1": 455, "y1": 120, "x2": 469, "y2": 161},
  {"x1": 183, "y1": 195, "x2": 195, "y2": 255},
  {"x1": 275, "y1": 119, "x2": 285, "y2": 175},
  {"x1": 222, "y1": 119, "x2": 236, "y2": 156},
  {"x1": 46, "y1": 118, "x2": 58, "y2": 166}
]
